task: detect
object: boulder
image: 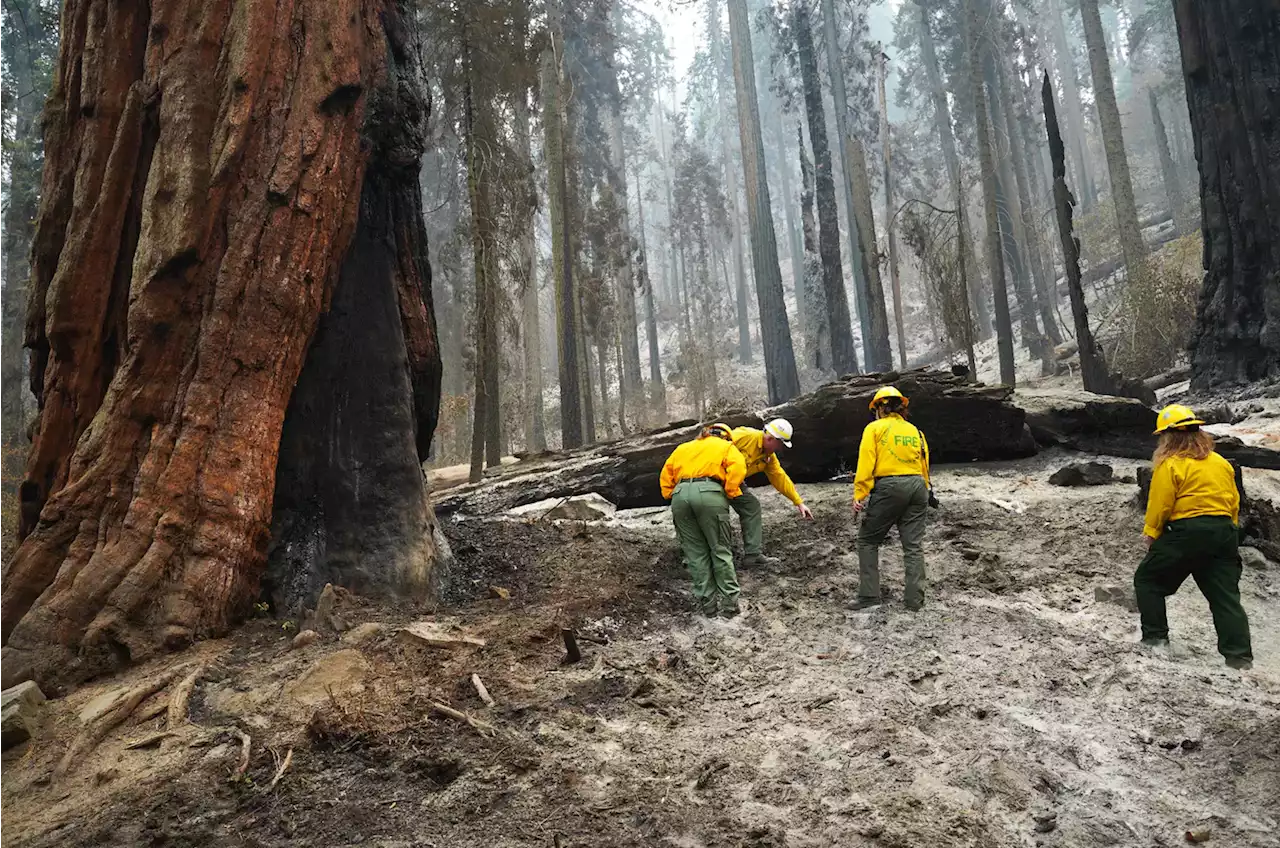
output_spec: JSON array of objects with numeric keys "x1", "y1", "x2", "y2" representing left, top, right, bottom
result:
[
  {"x1": 2, "y1": 681, "x2": 46, "y2": 749},
  {"x1": 1013, "y1": 388, "x2": 1156, "y2": 459},
  {"x1": 1135, "y1": 465, "x2": 1154, "y2": 506},
  {"x1": 1049, "y1": 462, "x2": 1114, "y2": 487},
  {"x1": 291, "y1": 629, "x2": 320, "y2": 650}
]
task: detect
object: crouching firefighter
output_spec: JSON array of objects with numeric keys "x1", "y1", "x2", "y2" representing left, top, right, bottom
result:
[
  {"x1": 851, "y1": 386, "x2": 938, "y2": 611},
  {"x1": 660, "y1": 423, "x2": 749, "y2": 618},
  {"x1": 729, "y1": 418, "x2": 814, "y2": 568},
  {"x1": 1135, "y1": 404, "x2": 1252, "y2": 669}
]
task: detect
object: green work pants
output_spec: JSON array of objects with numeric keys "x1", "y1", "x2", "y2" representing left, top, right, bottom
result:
[
  {"x1": 1134, "y1": 515, "x2": 1252, "y2": 661},
  {"x1": 729, "y1": 488, "x2": 764, "y2": 557},
  {"x1": 856, "y1": 475, "x2": 929, "y2": 605},
  {"x1": 671, "y1": 480, "x2": 741, "y2": 614}
]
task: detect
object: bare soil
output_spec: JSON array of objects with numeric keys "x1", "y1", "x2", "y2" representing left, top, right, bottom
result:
[{"x1": 4, "y1": 451, "x2": 1278, "y2": 848}]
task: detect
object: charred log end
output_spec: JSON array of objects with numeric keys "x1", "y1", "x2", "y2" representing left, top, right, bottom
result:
[{"x1": 320, "y1": 83, "x2": 364, "y2": 116}]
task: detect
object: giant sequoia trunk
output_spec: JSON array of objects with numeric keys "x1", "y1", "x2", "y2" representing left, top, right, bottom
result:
[
  {"x1": 798, "y1": 128, "x2": 831, "y2": 373},
  {"x1": 4, "y1": 0, "x2": 443, "y2": 689},
  {"x1": 793, "y1": 0, "x2": 858, "y2": 377},
  {"x1": 1176, "y1": 1, "x2": 1280, "y2": 389},
  {"x1": 727, "y1": 0, "x2": 801, "y2": 404}
]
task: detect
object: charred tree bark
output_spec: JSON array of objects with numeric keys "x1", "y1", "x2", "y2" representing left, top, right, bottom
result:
[
  {"x1": 5, "y1": 0, "x2": 443, "y2": 688},
  {"x1": 876, "y1": 49, "x2": 907, "y2": 369},
  {"x1": 798, "y1": 128, "x2": 831, "y2": 374},
  {"x1": 793, "y1": 1, "x2": 858, "y2": 377},
  {"x1": 1148, "y1": 90, "x2": 1188, "y2": 237},
  {"x1": 1175, "y1": 1, "x2": 1280, "y2": 389},
  {"x1": 1043, "y1": 74, "x2": 1111, "y2": 393},
  {"x1": 1079, "y1": 0, "x2": 1147, "y2": 275},
  {"x1": 966, "y1": 0, "x2": 1017, "y2": 385},
  {"x1": 633, "y1": 167, "x2": 666, "y2": 418},
  {"x1": 514, "y1": 88, "x2": 547, "y2": 454},
  {"x1": 727, "y1": 0, "x2": 801, "y2": 403}
]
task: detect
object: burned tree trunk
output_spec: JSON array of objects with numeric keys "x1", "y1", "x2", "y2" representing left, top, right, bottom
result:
[
  {"x1": 1148, "y1": 90, "x2": 1188, "y2": 237},
  {"x1": 1175, "y1": 1, "x2": 1280, "y2": 389},
  {"x1": 4, "y1": 0, "x2": 443, "y2": 689},
  {"x1": 848, "y1": 138, "x2": 894, "y2": 372},
  {"x1": 798, "y1": 127, "x2": 831, "y2": 374},
  {"x1": 1043, "y1": 74, "x2": 1111, "y2": 394}
]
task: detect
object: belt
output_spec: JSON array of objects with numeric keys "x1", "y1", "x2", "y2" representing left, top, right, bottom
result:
[
  {"x1": 875, "y1": 473, "x2": 919, "y2": 479},
  {"x1": 680, "y1": 476, "x2": 722, "y2": 485}
]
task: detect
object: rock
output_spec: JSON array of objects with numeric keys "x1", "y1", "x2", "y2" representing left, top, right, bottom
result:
[
  {"x1": 1135, "y1": 465, "x2": 1154, "y2": 506},
  {"x1": 1094, "y1": 585, "x2": 1137, "y2": 611},
  {"x1": 544, "y1": 493, "x2": 617, "y2": 521},
  {"x1": 341, "y1": 622, "x2": 387, "y2": 645},
  {"x1": 396, "y1": 621, "x2": 486, "y2": 651},
  {"x1": 487, "y1": 585, "x2": 511, "y2": 600},
  {"x1": 1014, "y1": 388, "x2": 1155, "y2": 459},
  {"x1": 306, "y1": 583, "x2": 348, "y2": 633},
  {"x1": 291, "y1": 629, "x2": 320, "y2": 650},
  {"x1": 283, "y1": 649, "x2": 372, "y2": 706},
  {"x1": 1240, "y1": 547, "x2": 1270, "y2": 571},
  {"x1": 1049, "y1": 462, "x2": 1114, "y2": 487},
  {"x1": 1033, "y1": 811, "x2": 1058, "y2": 834},
  {"x1": 2, "y1": 681, "x2": 46, "y2": 749}
]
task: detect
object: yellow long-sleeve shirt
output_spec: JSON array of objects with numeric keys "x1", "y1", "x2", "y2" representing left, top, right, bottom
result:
[
  {"x1": 853, "y1": 414, "x2": 931, "y2": 502},
  {"x1": 731, "y1": 427, "x2": 804, "y2": 505},
  {"x1": 660, "y1": 436, "x2": 747, "y2": 500},
  {"x1": 1143, "y1": 451, "x2": 1239, "y2": 539}
]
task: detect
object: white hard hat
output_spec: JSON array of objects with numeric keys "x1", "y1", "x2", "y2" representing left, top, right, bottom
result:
[{"x1": 764, "y1": 418, "x2": 793, "y2": 448}]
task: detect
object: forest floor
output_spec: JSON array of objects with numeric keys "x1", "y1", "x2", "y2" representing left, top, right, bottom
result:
[{"x1": 4, "y1": 450, "x2": 1279, "y2": 848}]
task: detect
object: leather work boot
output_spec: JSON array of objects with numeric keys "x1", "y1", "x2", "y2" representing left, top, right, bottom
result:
[
  {"x1": 1225, "y1": 657, "x2": 1253, "y2": 670},
  {"x1": 904, "y1": 599, "x2": 924, "y2": 612},
  {"x1": 1140, "y1": 637, "x2": 1170, "y2": 648},
  {"x1": 849, "y1": 597, "x2": 882, "y2": 611},
  {"x1": 741, "y1": 553, "x2": 781, "y2": 569}
]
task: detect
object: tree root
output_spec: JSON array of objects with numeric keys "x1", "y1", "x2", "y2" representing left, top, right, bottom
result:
[
  {"x1": 55, "y1": 668, "x2": 184, "y2": 779},
  {"x1": 268, "y1": 747, "x2": 294, "y2": 789},
  {"x1": 470, "y1": 673, "x2": 495, "y2": 707},
  {"x1": 232, "y1": 728, "x2": 251, "y2": 777},
  {"x1": 167, "y1": 664, "x2": 205, "y2": 728},
  {"x1": 429, "y1": 701, "x2": 495, "y2": 737}
]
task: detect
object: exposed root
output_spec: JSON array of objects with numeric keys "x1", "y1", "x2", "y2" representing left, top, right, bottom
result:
[
  {"x1": 55, "y1": 669, "x2": 183, "y2": 779},
  {"x1": 268, "y1": 747, "x2": 294, "y2": 789},
  {"x1": 232, "y1": 729, "x2": 251, "y2": 777},
  {"x1": 167, "y1": 665, "x2": 205, "y2": 728},
  {"x1": 429, "y1": 701, "x2": 496, "y2": 738},
  {"x1": 124, "y1": 731, "x2": 175, "y2": 750}
]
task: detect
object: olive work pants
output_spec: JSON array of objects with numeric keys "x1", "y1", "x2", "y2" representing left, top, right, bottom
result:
[
  {"x1": 1134, "y1": 515, "x2": 1252, "y2": 661},
  {"x1": 856, "y1": 475, "x2": 929, "y2": 606},
  {"x1": 671, "y1": 480, "x2": 741, "y2": 614},
  {"x1": 729, "y1": 488, "x2": 764, "y2": 557}
]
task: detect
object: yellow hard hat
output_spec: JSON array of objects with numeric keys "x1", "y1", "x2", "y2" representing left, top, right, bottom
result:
[
  {"x1": 704, "y1": 422, "x2": 733, "y2": 440},
  {"x1": 1153, "y1": 404, "x2": 1205, "y2": 434},
  {"x1": 869, "y1": 386, "x2": 908, "y2": 410}
]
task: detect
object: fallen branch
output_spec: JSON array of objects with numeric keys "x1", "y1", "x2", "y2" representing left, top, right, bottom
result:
[
  {"x1": 55, "y1": 668, "x2": 184, "y2": 778},
  {"x1": 470, "y1": 674, "x2": 495, "y2": 707},
  {"x1": 233, "y1": 728, "x2": 252, "y2": 777},
  {"x1": 268, "y1": 747, "x2": 294, "y2": 789},
  {"x1": 429, "y1": 701, "x2": 496, "y2": 737},
  {"x1": 167, "y1": 664, "x2": 205, "y2": 728}
]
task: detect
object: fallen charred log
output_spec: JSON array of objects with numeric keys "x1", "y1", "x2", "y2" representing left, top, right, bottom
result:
[{"x1": 434, "y1": 370, "x2": 1036, "y2": 515}]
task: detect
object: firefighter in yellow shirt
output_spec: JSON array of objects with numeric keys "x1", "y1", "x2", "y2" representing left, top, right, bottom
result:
[
  {"x1": 851, "y1": 387, "x2": 936, "y2": 611},
  {"x1": 1135, "y1": 404, "x2": 1251, "y2": 669},
  {"x1": 729, "y1": 419, "x2": 814, "y2": 568},
  {"x1": 660, "y1": 424, "x2": 749, "y2": 618}
]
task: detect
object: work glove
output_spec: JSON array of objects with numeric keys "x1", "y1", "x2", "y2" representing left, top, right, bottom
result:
[{"x1": 927, "y1": 491, "x2": 940, "y2": 510}]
